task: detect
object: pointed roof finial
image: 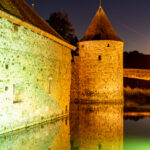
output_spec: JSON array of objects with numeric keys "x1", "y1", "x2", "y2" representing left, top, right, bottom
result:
[
  {"x1": 100, "y1": 0, "x2": 102, "y2": 7},
  {"x1": 32, "y1": 3, "x2": 35, "y2": 8},
  {"x1": 32, "y1": 0, "x2": 35, "y2": 9}
]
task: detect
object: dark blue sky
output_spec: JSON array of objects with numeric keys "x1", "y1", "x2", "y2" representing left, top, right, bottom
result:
[{"x1": 26, "y1": 0, "x2": 150, "y2": 54}]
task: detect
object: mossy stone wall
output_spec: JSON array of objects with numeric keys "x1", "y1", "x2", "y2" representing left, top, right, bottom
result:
[{"x1": 0, "y1": 18, "x2": 72, "y2": 134}]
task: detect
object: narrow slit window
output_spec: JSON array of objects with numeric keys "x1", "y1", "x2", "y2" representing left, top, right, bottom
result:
[
  {"x1": 48, "y1": 78, "x2": 52, "y2": 94},
  {"x1": 98, "y1": 55, "x2": 101, "y2": 60},
  {"x1": 13, "y1": 84, "x2": 15, "y2": 103},
  {"x1": 49, "y1": 80, "x2": 51, "y2": 94},
  {"x1": 12, "y1": 84, "x2": 22, "y2": 104}
]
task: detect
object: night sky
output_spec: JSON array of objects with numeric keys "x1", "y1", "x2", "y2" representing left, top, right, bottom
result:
[{"x1": 26, "y1": 0, "x2": 150, "y2": 54}]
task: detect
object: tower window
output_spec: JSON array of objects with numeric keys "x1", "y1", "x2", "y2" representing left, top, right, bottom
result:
[
  {"x1": 98, "y1": 55, "x2": 101, "y2": 60},
  {"x1": 107, "y1": 44, "x2": 110, "y2": 47},
  {"x1": 49, "y1": 80, "x2": 51, "y2": 94}
]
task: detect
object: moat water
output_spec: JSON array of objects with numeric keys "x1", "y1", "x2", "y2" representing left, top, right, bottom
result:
[{"x1": 0, "y1": 102, "x2": 150, "y2": 150}]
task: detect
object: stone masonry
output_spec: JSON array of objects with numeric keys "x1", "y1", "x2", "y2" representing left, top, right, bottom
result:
[
  {"x1": 0, "y1": 16, "x2": 74, "y2": 134},
  {"x1": 71, "y1": 41, "x2": 124, "y2": 102}
]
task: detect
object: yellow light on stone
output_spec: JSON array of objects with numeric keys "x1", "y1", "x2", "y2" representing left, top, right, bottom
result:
[{"x1": 0, "y1": 16, "x2": 73, "y2": 134}]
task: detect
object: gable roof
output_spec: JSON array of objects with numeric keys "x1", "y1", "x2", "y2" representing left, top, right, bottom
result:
[
  {"x1": 81, "y1": 7, "x2": 121, "y2": 41},
  {"x1": 0, "y1": 0, "x2": 64, "y2": 41}
]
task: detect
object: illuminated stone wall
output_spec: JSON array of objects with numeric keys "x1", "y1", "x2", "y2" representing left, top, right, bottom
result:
[
  {"x1": 0, "y1": 18, "x2": 72, "y2": 134},
  {"x1": 124, "y1": 69, "x2": 150, "y2": 81},
  {"x1": 71, "y1": 40, "x2": 124, "y2": 102}
]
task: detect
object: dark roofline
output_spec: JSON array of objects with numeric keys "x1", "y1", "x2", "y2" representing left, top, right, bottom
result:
[{"x1": 0, "y1": 10, "x2": 76, "y2": 50}]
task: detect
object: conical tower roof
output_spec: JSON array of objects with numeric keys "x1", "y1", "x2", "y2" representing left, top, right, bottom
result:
[
  {"x1": 0, "y1": 0, "x2": 64, "y2": 40},
  {"x1": 81, "y1": 6, "x2": 121, "y2": 41}
]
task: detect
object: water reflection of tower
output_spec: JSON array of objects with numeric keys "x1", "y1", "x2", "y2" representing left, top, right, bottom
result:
[{"x1": 70, "y1": 104, "x2": 123, "y2": 150}]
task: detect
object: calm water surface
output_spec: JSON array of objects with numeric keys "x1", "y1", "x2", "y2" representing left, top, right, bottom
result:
[
  {"x1": 124, "y1": 116, "x2": 150, "y2": 150},
  {"x1": 0, "y1": 103, "x2": 150, "y2": 150}
]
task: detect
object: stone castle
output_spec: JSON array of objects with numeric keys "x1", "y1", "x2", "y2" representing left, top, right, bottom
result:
[
  {"x1": 71, "y1": 6, "x2": 124, "y2": 103},
  {"x1": 0, "y1": 0, "x2": 123, "y2": 134},
  {"x1": 0, "y1": 0, "x2": 75, "y2": 134}
]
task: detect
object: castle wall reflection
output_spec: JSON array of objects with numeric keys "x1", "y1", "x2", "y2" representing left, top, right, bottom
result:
[
  {"x1": 0, "y1": 118, "x2": 71, "y2": 150},
  {"x1": 0, "y1": 101, "x2": 123, "y2": 150}
]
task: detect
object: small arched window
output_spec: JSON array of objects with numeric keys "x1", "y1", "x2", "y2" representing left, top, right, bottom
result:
[{"x1": 107, "y1": 44, "x2": 110, "y2": 47}]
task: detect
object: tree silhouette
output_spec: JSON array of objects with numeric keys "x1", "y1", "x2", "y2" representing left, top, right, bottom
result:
[
  {"x1": 47, "y1": 11, "x2": 78, "y2": 46},
  {"x1": 124, "y1": 50, "x2": 150, "y2": 69}
]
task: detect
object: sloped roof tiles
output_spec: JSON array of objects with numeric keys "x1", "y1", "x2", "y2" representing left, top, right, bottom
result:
[{"x1": 81, "y1": 7, "x2": 121, "y2": 41}]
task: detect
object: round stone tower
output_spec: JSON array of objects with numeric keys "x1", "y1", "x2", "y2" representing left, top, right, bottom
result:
[{"x1": 71, "y1": 6, "x2": 124, "y2": 103}]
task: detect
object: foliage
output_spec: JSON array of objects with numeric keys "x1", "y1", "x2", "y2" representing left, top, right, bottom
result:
[
  {"x1": 47, "y1": 11, "x2": 78, "y2": 46},
  {"x1": 124, "y1": 50, "x2": 150, "y2": 69}
]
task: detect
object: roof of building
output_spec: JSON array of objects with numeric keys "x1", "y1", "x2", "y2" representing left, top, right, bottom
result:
[
  {"x1": 0, "y1": 0, "x2": 64, "y2": 41},
  {"x1": 81, "y1": 7, "x2": 122, "y2": 41}
]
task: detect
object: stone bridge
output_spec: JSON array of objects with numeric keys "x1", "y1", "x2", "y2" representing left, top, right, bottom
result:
[{"x1": 124, "y1": 69, "x2": 150, "y2": 81}]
